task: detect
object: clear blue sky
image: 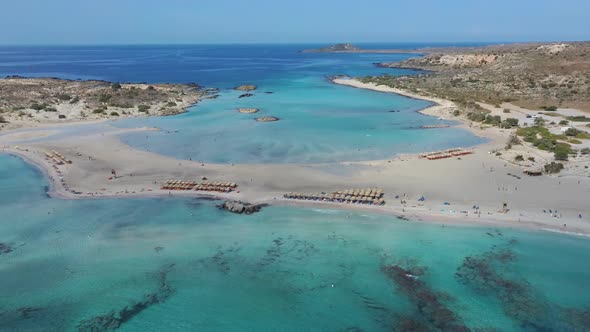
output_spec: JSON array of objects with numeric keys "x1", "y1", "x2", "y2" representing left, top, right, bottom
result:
[{"x1": 1, "y1": 0, "x2": 588, "y2": 45}]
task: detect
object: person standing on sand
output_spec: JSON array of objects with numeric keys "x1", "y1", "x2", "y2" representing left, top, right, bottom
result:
[{"x1": 111, "y1": 169, "x2": 116, "y2": 178}]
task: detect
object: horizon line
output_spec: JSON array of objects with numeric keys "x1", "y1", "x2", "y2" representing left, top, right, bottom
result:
[{"x1": 1, "y1": 39, "x2": 589, "y2": 48}]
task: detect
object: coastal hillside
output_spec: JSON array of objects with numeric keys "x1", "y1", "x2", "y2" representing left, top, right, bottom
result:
[
  {"x1": 0, "y1": 77, "x2": 209, "y2": 130},
  {"x1": 373, "y1": 42, "x2": 590, "y2": 110}
]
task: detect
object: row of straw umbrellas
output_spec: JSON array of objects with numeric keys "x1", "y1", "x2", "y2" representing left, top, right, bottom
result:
[
  {"x1": 51, "y1": 150, "x2": 72, "y2": 164},
  {"x1": 195, "y1": 183, "x2": 237, "y2": 193},
  {"x1": 161, "y1": 180, "x2": 239, "y2": 192},
  {"x1": 200, "y1": 181, "x2": 237, "y2": 188},
  {"x1": 333, "y1": 188, "x2": 383, "y2": 198},
  {"x1": 161, "y1": 180, "x2": 198, "y2": 190},
  {"x1": 419, "y1": 148, "x2": 473, "y2": 160},
  {"x1": 284, "y1": 190, "x2": 386, "y2": 206},
  {"x1": 45, "y1": 150, "x2": 72, "y2": 165}
]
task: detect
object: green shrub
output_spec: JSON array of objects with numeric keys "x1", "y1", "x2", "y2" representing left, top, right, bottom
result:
[
  {"x1": 514, "y1": 155, "x2": 524, "y2": 161},
  {"x1": 452, "y1": 110, "x2": 460, "y2": 116},
  {"x1": 527, "y1": 156, "x2": 535, "y2": 162},
  {"x1": 566, "y1": 116, "x2": 590, "y2": 122},
  {"x1": 137, "y1": 105, "x2": 150, "y2": 113},
  {"x1": 503, "y1": 109, "x2": 511, "y2": 113},
  {"x1": 500, "y1": 118, "x2": 519, "y2": 128},
  {"x1": 544, "y1": 162, "x2": 564, "y2": 174},
  {"x1": 559, "y1": 120, "x2": 569, "y2": 125},
  {"x1": 110, "y1": 111, "x2": 120, "y2": 116},
  {"x1": 166, "y1": 101, "x2": 177, "y2": 107},
  {"x1": 0, "y1": 116, "x2": 8, "y2": 123},
  {"x1": 92, "y1": 108, "x2": 105, "y2": 114},
  {"x1": 111, "y1": 83, "x2": 122, "y2": 91},
  {"x1": 565, "y1": 128, "x2": 579, "y2": 136},
  {"x1": 544, "y1": 106, "x2": 558, "y2": 111},
  {"x1": 98, "y1": 94, "x2": 112, "y2": 103},
  {"x1": 554, "y1": 149, "x2": 569, "y2": 161},
  {"x1": 30, "y1": 103, "x2": 45, "y2": 110},
  {"x1": 44, "y1": 107, "x2": 58, "y2": 112},
  {"x1": 70, "y1": 96, "x2": 80, "y2": 104},
  {"x1": 147, "y1": 85, "x2": 155, "y2": 91},
  {"x1": 581, "y1": 147, "x2": 590, "y2": 155},
  {"x1": 467, "y1": 111, "x2": 488, "y2": 122},
  {"x1": 58, "y1": 114, "x2": 66, "y2": 119},
  {"x1": 57, "y1": 94, "x2": 71, "y2": 101},
  {"x1": 534, "y1": 117, "x2": 546, "y2": 126},
  {"x1": 484, "y1": 114, "x2": 502, "y2": 125}
]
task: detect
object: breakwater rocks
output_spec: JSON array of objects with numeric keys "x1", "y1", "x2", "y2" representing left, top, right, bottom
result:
[
  {"x1": 255, "y1": 116, "x2": 279, "y2": 122},
  {"x1": 234, "y1": 84, "x2": 257, "y2": 91},
  {"x1": 219, "y1": 200, "x2": 265, "y2": 214}
]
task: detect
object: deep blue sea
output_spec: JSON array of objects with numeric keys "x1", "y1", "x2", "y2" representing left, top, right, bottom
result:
[{"x1": 1, "y1": 44, "x2": 590, "y2": 331}]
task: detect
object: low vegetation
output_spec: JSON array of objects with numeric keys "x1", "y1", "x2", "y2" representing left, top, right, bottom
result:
[
  {"x1": 516, "y1": 126, "x2": 575, "y2": 160},
  {"x1": 369, "y1": 42, "x2": 590, "y2": 111},
  {"x1": 544, "y1": 162, "x2": 564, "y2": 174},
  {"x1": 0, "y1": 77, "x2": 205, "y2": 123}
]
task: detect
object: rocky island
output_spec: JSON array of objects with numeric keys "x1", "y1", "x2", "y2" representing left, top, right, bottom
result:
[
  {"x1": 234, "y1": 84, "x2": 257, "y2": 91},
  {"x1": 237, "y1": 108, "x2": 259, "y2": 114},
  {"x1": 255, "y1": 116, "x2": 280, "y2": 122},
  {"x1": 302, "y1": 43, "x2": 361, "y2": 53}
]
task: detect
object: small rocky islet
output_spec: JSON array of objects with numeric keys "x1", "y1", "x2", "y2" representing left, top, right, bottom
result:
[
  {"x1": 255, "y1": 116, "x2": 280, "y2": 122},
  {"x1": 234, "y1": 84, "x2": 257, "y2": 92},
  {"x1": 237, "y1": 108, "x2": 259, "y2": 114}
]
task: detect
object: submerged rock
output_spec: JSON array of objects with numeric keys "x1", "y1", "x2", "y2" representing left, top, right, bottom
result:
[
  {"x1": 77, "y1": 264, "x2": 175, "y2": 331},
  {"x1": 0, "y1": 243, "x2": 14, "y2": 254},
  {"x1": 238, "y1": 93, "x2": 254, "y2": 98},
  {"x1": 219, "y1": 200, "x2": 264, "y2": 214}
]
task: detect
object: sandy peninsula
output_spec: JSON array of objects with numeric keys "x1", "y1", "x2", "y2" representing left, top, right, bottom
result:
[{"x1": 2, "y1": 84, "x2": 590, "y2": 237}]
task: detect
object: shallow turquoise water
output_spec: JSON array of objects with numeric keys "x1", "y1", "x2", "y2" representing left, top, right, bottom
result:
[
  {"x1": 117, "y1": 76, "x2": 485, "y2": 164},
  {"x1": 2, "y1": 154, "x2": 590, "y2": 331},
  {"x1": 95, "y1": 45, "x2": 486, "y2": 163}
]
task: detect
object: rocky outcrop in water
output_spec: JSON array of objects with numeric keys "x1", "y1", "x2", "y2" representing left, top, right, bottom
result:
[
  {"x1": 238, "y1": 93, "x2": 254, "y2": 98},
  {"x1": 219, "y1": 200, "x2": 264, "y2": 214},
  {"x1": 234, "y1": 84, "x2": 257, "y2": 91},
  {"x1": 255, "y1": 116, "x2": 279, "y2": 122},
  {"x1": 237, "y1": 108, "x2": 259, "y2": 114}
]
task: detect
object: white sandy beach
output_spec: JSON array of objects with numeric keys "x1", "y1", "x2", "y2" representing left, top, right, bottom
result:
[{"x1": 1, "y1": 78, "x2": 589, "y2": 236}]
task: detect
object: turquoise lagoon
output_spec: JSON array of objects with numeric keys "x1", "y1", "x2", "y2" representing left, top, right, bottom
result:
[
  {"x1": 2, "y1": 154, "x2": 590, "y2": 331},
  {"x1": 1, "y1": 44, "x2": 486, "y2": 163},
  {"x1": 105, "y1": 45, "x2": 486, "y2": 163}
]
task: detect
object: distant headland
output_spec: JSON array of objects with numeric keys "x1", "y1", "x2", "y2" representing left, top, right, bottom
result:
[{"x1": 300, "y1": 43, "x2": 425, "y2": 54}]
